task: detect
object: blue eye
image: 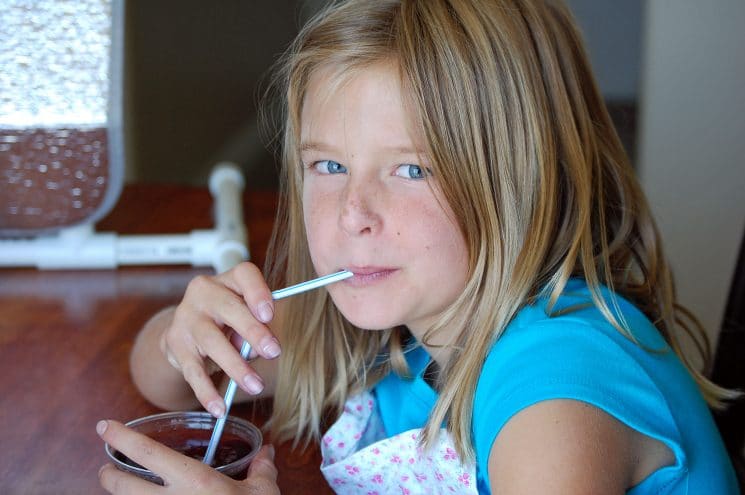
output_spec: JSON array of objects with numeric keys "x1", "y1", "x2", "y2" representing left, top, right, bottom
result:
[
  {"x1": 314, "y1": 160, "x2": 347, "y2": 174},
  {"x1": 394, "y1": 164, "x2": 430, "y2": 180}
]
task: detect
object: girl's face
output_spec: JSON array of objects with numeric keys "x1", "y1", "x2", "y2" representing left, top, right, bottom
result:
[{"x1": 299, "y1": 62, "x2": 469, "y2": 340}]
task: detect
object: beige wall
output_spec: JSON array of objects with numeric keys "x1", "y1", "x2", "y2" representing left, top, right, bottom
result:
[{"x1": 637, "y1": 0, "x2": 745, "y2": 345}]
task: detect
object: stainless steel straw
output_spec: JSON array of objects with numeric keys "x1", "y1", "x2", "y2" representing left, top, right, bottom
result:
[{"x1": 202, "y1": 269, "x2": 353, "y2": 466}]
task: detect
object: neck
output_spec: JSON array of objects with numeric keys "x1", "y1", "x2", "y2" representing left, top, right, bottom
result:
[{"x1": 406, "y1": 323, "x2": 454, "y2": 368}]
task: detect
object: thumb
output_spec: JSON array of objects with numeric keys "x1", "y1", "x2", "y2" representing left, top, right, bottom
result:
[{"x1": 247, "y1": 444, "x2": 278, "y2": 482}]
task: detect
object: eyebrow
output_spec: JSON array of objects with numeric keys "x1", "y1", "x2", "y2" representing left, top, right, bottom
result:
[
  {"x1": 299, "y1": 141, "x2": 427, "y2": 156},
  {"x1": 299, "y1": 141, "x2": 336, "y2": 153}
]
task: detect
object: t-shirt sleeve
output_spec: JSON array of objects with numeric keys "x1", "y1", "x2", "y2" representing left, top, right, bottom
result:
[{"x1": 472, "y1": 317, "x2": 685, "y2": 481}]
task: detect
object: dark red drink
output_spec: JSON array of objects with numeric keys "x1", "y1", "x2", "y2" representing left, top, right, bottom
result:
[{"x1": 105, "y1": 412, "x2": 262, "y2": 485}]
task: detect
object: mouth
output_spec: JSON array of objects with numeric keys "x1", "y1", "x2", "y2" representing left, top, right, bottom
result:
[{"x1": 342, "y1": 266, "x2": 398, "y2": 286}]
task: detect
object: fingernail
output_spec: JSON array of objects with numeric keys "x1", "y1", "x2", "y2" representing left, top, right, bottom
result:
[
  {"x1": 267, "y1": 444, "x2": 276, "y2": 459},
  {"x1": 257, "y1": 301, "x2": 273, "y2": 323},
  {"x1": 207, "y1": 400, "x2": 225, "y2": 418},
  {"x1": 243, "y1": 374, "x2": 264, "y2": 395},
  {"x1": 96, "y1": 420, "x2": 108, "y2": 436},
  {"x1": 260, "y1": 337, "x2": 281, "y2": 359}
]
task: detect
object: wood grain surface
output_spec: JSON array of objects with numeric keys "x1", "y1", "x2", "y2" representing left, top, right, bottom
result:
[{"x1": 0, "y1": 184, "x2": 332, "y2": 494}]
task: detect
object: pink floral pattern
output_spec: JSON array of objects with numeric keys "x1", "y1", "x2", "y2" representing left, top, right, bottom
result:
[{"x1": 320, "y1": 392, "x2": 478, "y2": 494}]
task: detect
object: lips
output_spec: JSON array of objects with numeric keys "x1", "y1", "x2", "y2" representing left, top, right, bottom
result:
[{"x1": 343, "y1": 266, "x2": 398, "y2": 286}]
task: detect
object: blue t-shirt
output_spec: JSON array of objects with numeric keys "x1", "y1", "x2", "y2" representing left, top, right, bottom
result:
[{"x1": 373, "y1": 279, "x2": 739, "y2": 494}]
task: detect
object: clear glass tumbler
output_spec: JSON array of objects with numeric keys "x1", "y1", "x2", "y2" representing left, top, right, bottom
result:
[{"x1": 104, "y1": 411, "x2": 263, "y2": 485}]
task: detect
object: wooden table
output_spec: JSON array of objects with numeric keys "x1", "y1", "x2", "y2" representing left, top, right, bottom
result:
[{"x1": 0, "y1": 184, "x2": 333, "y2": 495}]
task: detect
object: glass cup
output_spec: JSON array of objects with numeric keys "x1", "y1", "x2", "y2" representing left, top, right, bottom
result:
[{"x1": 104, "y1": 411, "x2": 262, "y2": 485}]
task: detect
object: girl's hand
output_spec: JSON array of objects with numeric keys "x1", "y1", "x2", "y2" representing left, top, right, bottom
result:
[
  {"x1": 97, "y1": 420, "x2": 280, "y2": 495},
  {"x1": 163, "y1": 262, "x2": 281, "y2": 417}
]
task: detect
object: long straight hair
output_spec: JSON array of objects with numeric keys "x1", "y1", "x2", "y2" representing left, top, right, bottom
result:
[{"x1": 262, "y1": 0, "x2": 736, "y2": 461}]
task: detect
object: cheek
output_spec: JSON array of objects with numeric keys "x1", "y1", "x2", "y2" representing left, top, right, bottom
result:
[
  {"x1": 302, "y1": 188, "x2": 335, "y2": 257},
  {"x1": 421, "y1": 207, "x2": 469, "y2": 279},
  {"x1": 416, "y1": 197, "x2": 461, "y2": 244}
]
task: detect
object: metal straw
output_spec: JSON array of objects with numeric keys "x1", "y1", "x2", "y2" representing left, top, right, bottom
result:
[{"x1": 202, "y1": 269, "x2": 353, "y2": 465}]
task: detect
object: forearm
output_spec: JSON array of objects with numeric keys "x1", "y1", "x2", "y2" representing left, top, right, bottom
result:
[{"x1": 129, "y1": 307, "x2": 201, "y2": 411}]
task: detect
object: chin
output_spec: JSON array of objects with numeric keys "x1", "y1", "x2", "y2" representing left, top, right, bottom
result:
[
  {"x1": 340, "y1": 311, "x2": 395, "y2": 331},
  {"x1": 332, "y1": 300, "x2": 400, "y2": 331}
]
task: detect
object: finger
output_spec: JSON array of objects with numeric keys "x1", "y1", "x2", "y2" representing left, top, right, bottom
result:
[
  {"x1": 97, "y1": 420, "x2": 201, "y2": 486},
  {"x1": 179, "y1": 356, "x2": 229, "y2": 417},
  {"x1": 227, "y1": 328, "x2": 243, "y2": 352},
  {"x1": 247, "y1": 445, "x2": 278, "y2": 483},
  {"x1": 168, "y1": 314, "x2": 265, "y2": 407},
  {"x1": 195, "y1": 323, "x2": 266, "y2": 397},
  {"x1": 99, "y1": 463, "x2": 162, "y2": 494},
  {"x1": 193, "y1": 271, "x2": 281, "y2": 361},
  {"x1": 218, "y1": 262, "x2": 275, "y2": 324},
  {"x1": 162, "y1": 315, "x2": 226, "y2": 416}
]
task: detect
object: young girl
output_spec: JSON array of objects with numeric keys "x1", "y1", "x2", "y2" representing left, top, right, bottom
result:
[{"x1": 98, "y1": 0, "x2": 740, "y2": 493}]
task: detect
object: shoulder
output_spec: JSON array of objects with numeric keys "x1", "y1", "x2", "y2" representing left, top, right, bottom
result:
[
  {"x1": 472, "y1": 286, "x2": 676, "y2": 443},
  {"x1": 471, "y1": 285, "x2": 684, "y2": 490},
  {"x1": 474, "y1": 281, "x2": 672, "y2": 405},
  {"x1": 470, "y1": 282, "x2": 737, "y2": 493},
  {"x1": 473, "y1": 296, "x2": 667, "y2": 416},
  {"x1": 487, "y1": 397, "x2": 668, "y2": 494}
]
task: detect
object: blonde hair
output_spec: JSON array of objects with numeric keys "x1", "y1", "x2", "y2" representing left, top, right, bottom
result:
[{"x1": 262, "y1": 0, "x2": 736, "y2": 461}]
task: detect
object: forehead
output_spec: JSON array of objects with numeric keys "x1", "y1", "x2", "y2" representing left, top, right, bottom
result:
[{"x1": 299, "y1": 61, "x2": 424, "y2": 148}]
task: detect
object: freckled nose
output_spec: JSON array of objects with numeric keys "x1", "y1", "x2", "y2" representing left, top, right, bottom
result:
[{"x1": 339, "y1": 185, "x2": 381, "y2": 236}]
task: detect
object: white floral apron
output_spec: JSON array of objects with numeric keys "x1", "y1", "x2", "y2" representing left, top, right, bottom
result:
[{"x1": 320, "y1": 391, "x2": 479, "y2": 494}]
